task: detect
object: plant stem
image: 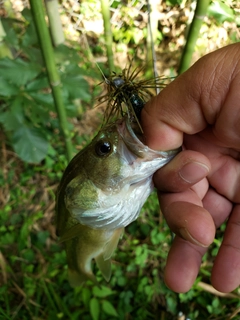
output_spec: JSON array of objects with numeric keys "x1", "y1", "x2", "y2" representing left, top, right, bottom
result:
[
  {"x1": 29, "y1": 0, "x2": 73, "y2": 161},
  {"x1": 178, "y1": 0, "x2": 210, "y2": 74},
  {"x1": 100, "y1": 0, "x2": 114, "y2": 73},
  {"x1": 45, "y1": 0, "x2": 65, "y2": 46},
  {"x1": 146, "y1": 0, "x2": 160, "y2": 92}
]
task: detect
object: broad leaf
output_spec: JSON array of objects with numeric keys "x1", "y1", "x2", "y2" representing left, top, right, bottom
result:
[
  {"x1": 0, "y1": 97, "x2": 25, "y2": 130},
  {"x1": 60, "y1": 64, "x2": 91, "y2": 101},
  {"x1": 22, "y1": 21, "x2": 38, "y2": 47},
  {"x1": 0, "y1": 76, "x2": 19, "y2": 97},
  {"x1": 62, "y1": 75, "x2": 91, "y2": 101},
  {"x1": 208, "y1": 0, "x2": 235, "y2": 23},
  {"x1": 28, "y1": 92, "x2": 54, "y2": 110},
  {"x1": 102, "y1": 300, "x2": 118, "y2": 317},
  {"x1": 22, "y1": 96, "x2": 51, "y2": 124},
  {"x1": 92, "y1": 286, "x2": 115, "y2": 298},
  {"x1": 26, "y1": 77, "x2": 49, "y2": 91},
  {"x1": 54, "y1": 44, "x2": 82, "y2": 65},
  {"x1": 89, "y1": 298, "x2": 100, "y2": 320},
  {"x1": 2, "y1": 19, "x2": 19, "y2": 49},
  {"x1": 0, "y1": 58, "x2": 42, "y2": 86},
  {"x1": 12, "y1": 126, "x2": 49, "y2": 163}
]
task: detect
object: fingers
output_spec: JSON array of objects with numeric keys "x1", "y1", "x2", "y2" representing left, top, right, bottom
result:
[
  {"x1": 202, "y1": 188, "x2": 233, "y2": 227},
  {"x1": 141, "y1": 43, "x2": 240, "y2": 151},
  {"x1": 155, "y1": 149, "x2": 237, "y2": 293},
  {"x1": 153, "y1": 150, "x2": 211, "y2": 192},
  {"x1": 159, "y1": 186, "x2": 234, "y2": 293},
  {"x1": 211, "y1": 205, "x2": 240, "y2": 292},
  {"x1": 164, "y1": 236, "x2": 207, "y2": 293},
  {"x1": 183, "y1": 134, "x2": 240, "y2": 203},
  {"x1": 161, "y1": 201, "x2": 215, "y2": 248}
]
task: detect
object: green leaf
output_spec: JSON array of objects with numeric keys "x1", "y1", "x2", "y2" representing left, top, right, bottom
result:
[
  {"x1": 0, "y1": 58, "x2": 42, "y2": 86},
  {"x1": 208, "y1": 0, "x2": 235, "y2": 23},
  {"x1": 22, "y1": 248, "x2": 35, "y2": 262},
  {"x1": 26, "y1": 77, "x2": 49, "y2": 91},
  {"x1": 22, "y1": 21, "x2": 38, "y2": 47},
  {"x1": 54, "y1": 44, "x2": 82, "y2": 65},
  {"x1": 102, "y1": 300, "x2": 118, "y2": 317},
  {"x1": 82, "y1": 287, "x2": 91, "y2": 306},
  {"x1": 92, "y1": 286, "x2": 114, "y2": 298},
  {"x1": 0, "y1": 76, "x2": 19, "y2": 97},
  {"x1": 0, "y1": 97, "x2": 25, "y2": 130},
  {"x1": 28, "y1": 92, "x2": 54, "y2": 109},
  {"x1": 12, "y1": 126, "x2": 49, "y2": 163},
  {"x1": 61, "y1": 64, "x2": 91, "y2": 101},
  {"x1": 89, "y1": 298, "x2": 100, "y2": 320},
  {"x1": 62, "y1": 75, "x2": 91, "y2": 101},
  {"x1": 2, "y1": 19, "x2": 19, "y2": 49}
]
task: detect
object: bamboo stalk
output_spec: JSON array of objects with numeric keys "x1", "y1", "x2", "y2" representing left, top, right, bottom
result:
[
  {"x1": 100, "y1": 0, "x2": 114, "y2": 73},
  {"x1": 29, "y1": 0, "x2": 73, "y2": 161},
  {"x1": 178, "y1": 0, "x2": 210, "y2": 74},
  {"x1": 45, "y1": 0, "x2": 65, "y2": 47},
  {"x1": 146, "y1": 0, "x2": 160, "y2": 93}
]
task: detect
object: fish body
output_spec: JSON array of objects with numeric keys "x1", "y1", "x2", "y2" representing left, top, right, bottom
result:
[{"x1": 56, "y1": 117, "x2": 179, "y2": 286}]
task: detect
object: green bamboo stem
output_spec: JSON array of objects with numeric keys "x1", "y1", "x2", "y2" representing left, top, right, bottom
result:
[
  {"x1": 178, "y1": 0, "x2": 211, "y2": 74},
  {"x1": 29, "y1": 0, "x2": 73, "y2": 161},
  {"x1": 45, "y1": 0, "x2": 65, "y2": 47},
  {"x1": 146, "y1": 0, "x2": 159, "y2": 92},
  {"x1": 100, "y1": 0, "x2": 114, "y2": 73}
]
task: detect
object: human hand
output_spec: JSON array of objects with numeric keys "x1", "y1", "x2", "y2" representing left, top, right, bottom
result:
[{"x1": 142, "y1": 43, "x2": 240, "y2": 293}]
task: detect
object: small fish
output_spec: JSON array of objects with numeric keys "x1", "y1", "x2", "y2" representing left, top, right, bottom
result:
[{"x1": 56, "y1": 116, "x2": 179, "y2": 286}]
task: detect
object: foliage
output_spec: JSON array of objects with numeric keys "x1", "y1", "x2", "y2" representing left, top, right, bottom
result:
[
  {"x1": 208, "y1": 0, "x2": 236, "y2": 23},
  {"x1": 1, "y1": 1, "x2": 240, "y2": 320},
  {"x1": 1, "y1": 160, "x2": 240, "y2": 319},
  {"x1": 0, "y1": 9, "x2": 95, "y2": 163}
]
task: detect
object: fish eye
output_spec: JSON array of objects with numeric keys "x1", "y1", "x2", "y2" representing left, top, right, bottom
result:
[{"x1": 95, "y1": 140, "x2": 112, "y2": 157}]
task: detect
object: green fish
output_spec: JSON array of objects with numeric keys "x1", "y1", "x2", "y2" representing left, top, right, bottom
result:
[{"x1": 56, "y1": 117, "x2": 179, "y2": 287}]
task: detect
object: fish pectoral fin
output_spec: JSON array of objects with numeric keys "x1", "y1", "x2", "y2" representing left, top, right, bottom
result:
[
  {"x1": 95, "y1": 228, "x2": 124, "y2": 282},
  {"x1": 58, "y1": 224, "x2": 83, "y2": 243},
  {"x1": 95, "y1": 254, "x2": 111, "y2": 282},
  {"x1": 103, "y1": 228, "x2": 124, "y2": 260}
]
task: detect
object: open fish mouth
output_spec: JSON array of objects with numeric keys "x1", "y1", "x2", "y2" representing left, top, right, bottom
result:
[{"x1": 69, "y1": 117, "x2": 180, "y2": 230}]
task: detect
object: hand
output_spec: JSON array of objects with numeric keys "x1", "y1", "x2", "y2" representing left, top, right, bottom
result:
[{"x1": 142, "y1": 43, "x2": 240, "y2": 293}]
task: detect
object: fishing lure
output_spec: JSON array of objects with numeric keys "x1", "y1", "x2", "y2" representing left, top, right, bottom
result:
[{"x1": 99, "y1": 64, "x2": 171, "y2": 130}]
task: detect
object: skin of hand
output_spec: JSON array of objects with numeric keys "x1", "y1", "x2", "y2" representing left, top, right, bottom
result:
[{"x1": 141, "y1": 43, "x2": 240, "y2": 293}]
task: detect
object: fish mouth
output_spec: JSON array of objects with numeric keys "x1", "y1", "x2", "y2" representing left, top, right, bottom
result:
[{"x1": 117, "y1": 116, "x2": 179, "y2": 160}]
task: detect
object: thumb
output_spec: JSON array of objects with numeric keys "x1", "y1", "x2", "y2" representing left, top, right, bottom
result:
[
  {"x1": 141, "y1": 70, "x2": 206, "y2": 150},
  {"x1": 141, "y1": 43, "x2": 240, "y2": 151}
]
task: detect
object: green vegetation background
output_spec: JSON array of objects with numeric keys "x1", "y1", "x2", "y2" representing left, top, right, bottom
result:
[{"x1": 0, "y1": 0, "x2": 240, "y2": 319}]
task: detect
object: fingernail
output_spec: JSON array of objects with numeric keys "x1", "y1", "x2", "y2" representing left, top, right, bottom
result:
[
  {"x1": 179, "y1": 162, "x2": 209, "y2": 184},
  {"x1": 179, "y1": 227, "x2": 208, "y2": 247}
]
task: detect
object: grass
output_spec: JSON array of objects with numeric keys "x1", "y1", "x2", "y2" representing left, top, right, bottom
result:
[
  {"x1": 1, "y1": 146, "x2": 240, "y2": 319},
  {"x1": 1, "y1": 0, "x2": 240, "y2": 319}
]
